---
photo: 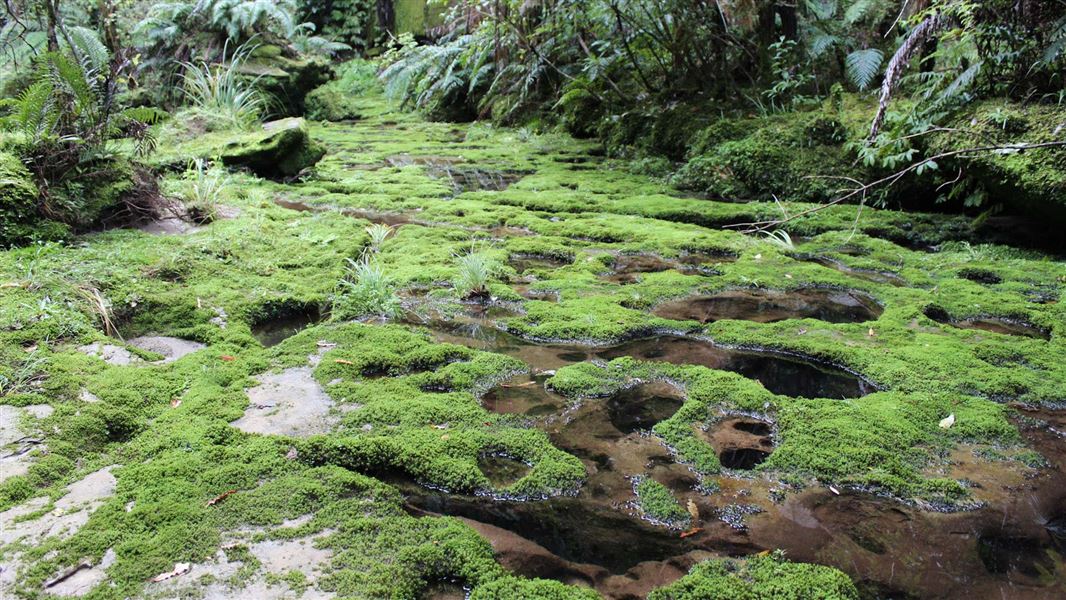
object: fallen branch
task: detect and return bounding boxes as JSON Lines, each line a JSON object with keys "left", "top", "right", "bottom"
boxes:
{"left": 43, "top": 559, "right": 94, "bottom": 589}
{"left": 724, "top": 140, "right": 1066, "bottom": 234}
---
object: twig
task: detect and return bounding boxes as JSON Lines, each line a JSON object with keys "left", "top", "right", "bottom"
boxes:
{"left": 724, "top": 140, "right": 1066, "bottom": 233}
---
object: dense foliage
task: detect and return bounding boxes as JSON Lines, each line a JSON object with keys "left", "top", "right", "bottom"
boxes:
{"left": 379, "top": 0, "right": 1066, "bottom": 218}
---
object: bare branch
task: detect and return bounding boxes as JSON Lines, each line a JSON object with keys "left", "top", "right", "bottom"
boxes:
{"left": 725, "top": 141, "right": 1066, "bottom": 233}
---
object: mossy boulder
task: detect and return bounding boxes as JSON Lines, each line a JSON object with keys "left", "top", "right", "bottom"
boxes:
{"left": 0, "top": 151, "right": 70, "bottom": 246}
{"left": 237, "top": 47, "right": 334, "bottom": 116}
{"left": 926, "top": 101, "right": 1066, "bottom": 224}
{"left": 1, "top": 152, "right": 39, "bottom": 242}
{"left": 306, "top": 84, "right": 362, "bottom": 121}
{"left": 218, "top": 118, "right": 326, "bottom": 178}
{"left": 671, "top": 111, "right": 862, "bottom": 202}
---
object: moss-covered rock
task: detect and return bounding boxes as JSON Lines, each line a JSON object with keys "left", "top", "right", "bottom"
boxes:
{"left": 671, "top": 110, "right": 862, "bottom": 202}
{"left": 237, "top": 47, "right": 334, "bottom": 116}
{"left": 926, "top": 100, "right": 1066, "bottom": 223}
{"left": 217, "top": 118, "right": 326, "bottom": 178}
{"left": 0, "top": 151, "right": 43, "bottom": 246}
{"left": 306, "top": 85, "right": 363, "bottom": 121}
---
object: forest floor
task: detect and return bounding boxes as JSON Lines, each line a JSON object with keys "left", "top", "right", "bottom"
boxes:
{"left": 1, "top": 91, "right": 1065, "bottom": 599}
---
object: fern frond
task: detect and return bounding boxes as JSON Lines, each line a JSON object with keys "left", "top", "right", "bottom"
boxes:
{"left": 845, "top": 47, "right": 883, "bottom": 91}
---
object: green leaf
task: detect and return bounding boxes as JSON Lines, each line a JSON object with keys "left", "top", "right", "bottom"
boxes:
{"left": 845, "top": 48, "right": 884, "bottom": 91}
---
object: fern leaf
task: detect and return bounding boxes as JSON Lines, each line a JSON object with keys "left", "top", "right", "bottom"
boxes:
{"left": 845, "top": 48, "right": 883, "bottom": 91}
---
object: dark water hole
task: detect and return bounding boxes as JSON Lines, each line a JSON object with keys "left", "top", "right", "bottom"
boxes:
{"left": 605, "top": 385, "right": 684, "bottom": 433}
{"left": 251, "top": 305, "right": 324, "bottom": 347}
{"left": 405, "top": 490, "right": 696, "bottom": 573}
{"left": 429, "top": 314, "right": 871, "bottom": 399}
{"left": 924, "top": 306, "right": 1049, "bottom": 340}
{"left": 653, "top": 289, "right": 883, "bottom": 324}
{"left": 479, "top": 453, "right": 532, "bottom": 488}
{"left": 719, "top": 448, "right": 770, "bottom": 470}
{"left": 599, "top": 337, "right": 872, "bottom": 399}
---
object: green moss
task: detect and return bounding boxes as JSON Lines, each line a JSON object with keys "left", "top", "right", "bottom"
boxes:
{"left": 927, "top": 100, "right": 1066, "bottom": 222}
{"left": 153, "top": 118, "right": 326, "bottom": 178}
{"left": 649, "top": 552, "right": 858, "bottom": 600}
{"left": 0, "top": 151, "right": 45, "bottom": 247}
{"left": 635, "top": 477, "right": 690, "bottom": 526}
{"left": 470, "top": 576, "right": 602, "bottom": 600}
{"left": 238, "top": 52, "right": 334, "bottom": 117}
{"left": 672, "top": 110, "right": 862, "bottom": 202}
{"left": 3, "top": 84, "right": 1065, "bottom": 599}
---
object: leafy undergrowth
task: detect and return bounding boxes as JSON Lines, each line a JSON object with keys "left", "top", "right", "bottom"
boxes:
{"left": 0, "top": 86, "right": 1063, "bottom": 599}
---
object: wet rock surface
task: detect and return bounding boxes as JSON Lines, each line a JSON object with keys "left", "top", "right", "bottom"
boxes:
{"left": 76, "top": 336, "right": 206, "bottom": 365}
{"left": 1, "top": 468, "right": 118, "bottom": 595}
{"left": 652, "top": 288, "right": 883, "bottom": 324}
{"left": 0, "top": 404, "right": 52, "bottom": 482}
{"left": 4, "top": 88, "right": 1066, "bottom": 600}
{"left": 231, "top": 367, "right": 338, "bottom": 436}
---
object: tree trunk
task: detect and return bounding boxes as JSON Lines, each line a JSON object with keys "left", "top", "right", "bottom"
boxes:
{"left": 377, "top": 0, "right": 395, "bottom": 37}
{"left": 44, "top": 0, "right": 59, "bottom": 51}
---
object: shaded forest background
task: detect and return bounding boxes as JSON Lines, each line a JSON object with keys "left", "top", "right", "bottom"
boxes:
{"left": 1, "top": 0, "right": 1065, "bottom": 247}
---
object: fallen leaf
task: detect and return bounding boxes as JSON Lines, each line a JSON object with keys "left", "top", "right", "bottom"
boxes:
{"left": 150, "top": 563, "right": 191, "bottom": 583}
{"left": 753, "top": 253, "right": 762, "bottom": 260}
{"left": 939, "top": 413, "right": 955, "bottom": 429}
{"left": 756, "top": 550, "right": 771, "bottom": 557}
{"left": 334, "top": 359, "right": 354, "bottom": 365}
{"left": 170, "top": 398, "right": 181, "bottom": 408}
{"left": 686, "top": 499, "right": 699, "bottom": 522}
{"left": 206, "top": 490, "right": 237, "bottom": 507}
{"left": 440, "top": 434, "right": 450, "bottom": 440}
{"left": 285, "top": 447, "right": 298, "bottom": 460}
{"left": 219, "top": 355, "right": 236, "bottom": 362}
{"left": 679, "top": 527, "right": 703, "bottom": 539}
{"left": 784, "top": 273, "right": 792, "bottom": 279}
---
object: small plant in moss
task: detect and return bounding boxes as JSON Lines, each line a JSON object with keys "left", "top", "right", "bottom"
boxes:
{"left": 365, "top": 223, "right": 393, "bottom": 252}
{"left": 180, "top": 44, "right": 265, "bottom": 131}
{"left": 454, "top": 251, "right": 496, "bottom": 300}
{"left": 333, "top": 256, "right": 400, "bottom": 319}
{"left": 762, "top": 229, "right": 795, "bottom": 251}
{"left": 635, "top": 477, "right": 690, "bottom": 527}
{"left": 175, "top": 158, "right": 229, "bottom": 222}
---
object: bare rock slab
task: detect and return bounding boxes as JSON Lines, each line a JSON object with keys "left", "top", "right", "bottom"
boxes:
{"left": 231, "top": 367, "right": 336, "bottom": 437}
{"left": 76, "top": 337, "right": 205, "bottom": 366}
